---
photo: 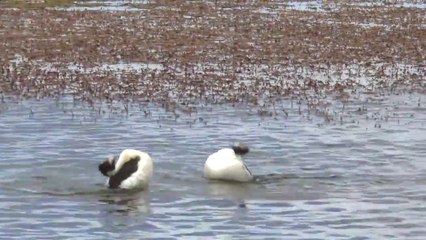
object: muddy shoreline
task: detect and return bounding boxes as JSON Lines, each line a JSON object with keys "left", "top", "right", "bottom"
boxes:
{"left": 0, "top": 1, "right": 425, "bottom": 119}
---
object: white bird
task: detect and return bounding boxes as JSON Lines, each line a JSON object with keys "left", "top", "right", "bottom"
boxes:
{"left": 203, "top": 144, "right": 253, "bottom": 182}
{"left": 98, "top": 149, "right": 154, "bottom": 190}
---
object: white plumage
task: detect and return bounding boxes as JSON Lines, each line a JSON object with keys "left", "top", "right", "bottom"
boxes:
{"left": 203, "top": 146, "right": 253, "bottom": 182}
{"left": 99, "top": 149, "right": 154, "bottom": 190}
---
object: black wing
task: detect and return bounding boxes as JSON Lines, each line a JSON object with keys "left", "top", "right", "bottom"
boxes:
{"left": 108, "top": 156, "right": 140, "bottom": 189}
{"left": 243, "top": 163, "right": 252, "bottom": 177}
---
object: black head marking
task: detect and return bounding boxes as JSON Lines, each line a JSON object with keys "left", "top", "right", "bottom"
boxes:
{"left": 108, "top": 155, "right": 141, "bottom": 189}
{"left": 232, "top": 143, "right": 249, "bottom": 155}
{"left": 99, "top": 159, "right": 115, "bottom": 176}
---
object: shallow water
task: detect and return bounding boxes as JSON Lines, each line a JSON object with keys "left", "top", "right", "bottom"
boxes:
{"left": 0, "top": 94, "right": 425, "bottom": 239}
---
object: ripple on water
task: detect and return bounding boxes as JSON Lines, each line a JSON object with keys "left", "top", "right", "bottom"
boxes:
{"left": 0, "top": 94, "right": 425, "bottom": 239}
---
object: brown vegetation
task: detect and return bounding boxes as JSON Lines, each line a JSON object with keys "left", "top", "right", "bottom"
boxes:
{"left": 0, "top": 1, "right": 425, "bottom": 117}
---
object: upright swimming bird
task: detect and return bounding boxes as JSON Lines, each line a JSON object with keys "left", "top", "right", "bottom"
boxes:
{"left": 98, "top": 149, "right": 154, "bottom": 190}
{"left": 203, "top": 143, "right": 253, "bottom": 182}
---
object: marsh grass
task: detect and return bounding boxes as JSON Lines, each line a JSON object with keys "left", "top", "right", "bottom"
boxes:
{"left": 0, "top": 0, "right": 424, "bottom": 121}
{"left": 0, "top": 0, "right": 96, "bottom": 9}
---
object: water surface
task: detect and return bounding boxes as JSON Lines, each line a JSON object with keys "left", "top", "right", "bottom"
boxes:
{"left": 0, "top": 94, "right": 425, "bottom": 239}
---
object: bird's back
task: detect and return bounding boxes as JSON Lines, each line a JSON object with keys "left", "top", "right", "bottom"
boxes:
{"left": 204, "top": 148, "right": 253, "bottom": 182}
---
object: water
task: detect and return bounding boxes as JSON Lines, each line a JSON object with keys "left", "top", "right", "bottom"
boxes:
{"left": 0, "top": 94, "right": 425, "bottom": 239}
{"left": 62, "top": 1, "right": 426, "bottom": 12}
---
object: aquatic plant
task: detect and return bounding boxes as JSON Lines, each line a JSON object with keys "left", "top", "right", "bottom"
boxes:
{"left": 0, "top": 0, "right": 424, "bottom": 121}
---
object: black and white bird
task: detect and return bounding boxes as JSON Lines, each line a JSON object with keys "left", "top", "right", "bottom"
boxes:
{"left": 203, "top": 144, "right": 253, "bottom": 182}
{"left": 98, "top": 149, "right": 154, "bottom": 190}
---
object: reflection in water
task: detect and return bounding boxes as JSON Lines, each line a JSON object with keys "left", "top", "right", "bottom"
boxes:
{"left": 98, "top": 190, "right": 151, "bottom": 215}
{"left": 207, "top": 181, "right": 252, "bottom": 209}
{"left": 207, "top": 181, "right": 251, "bottom": 199}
